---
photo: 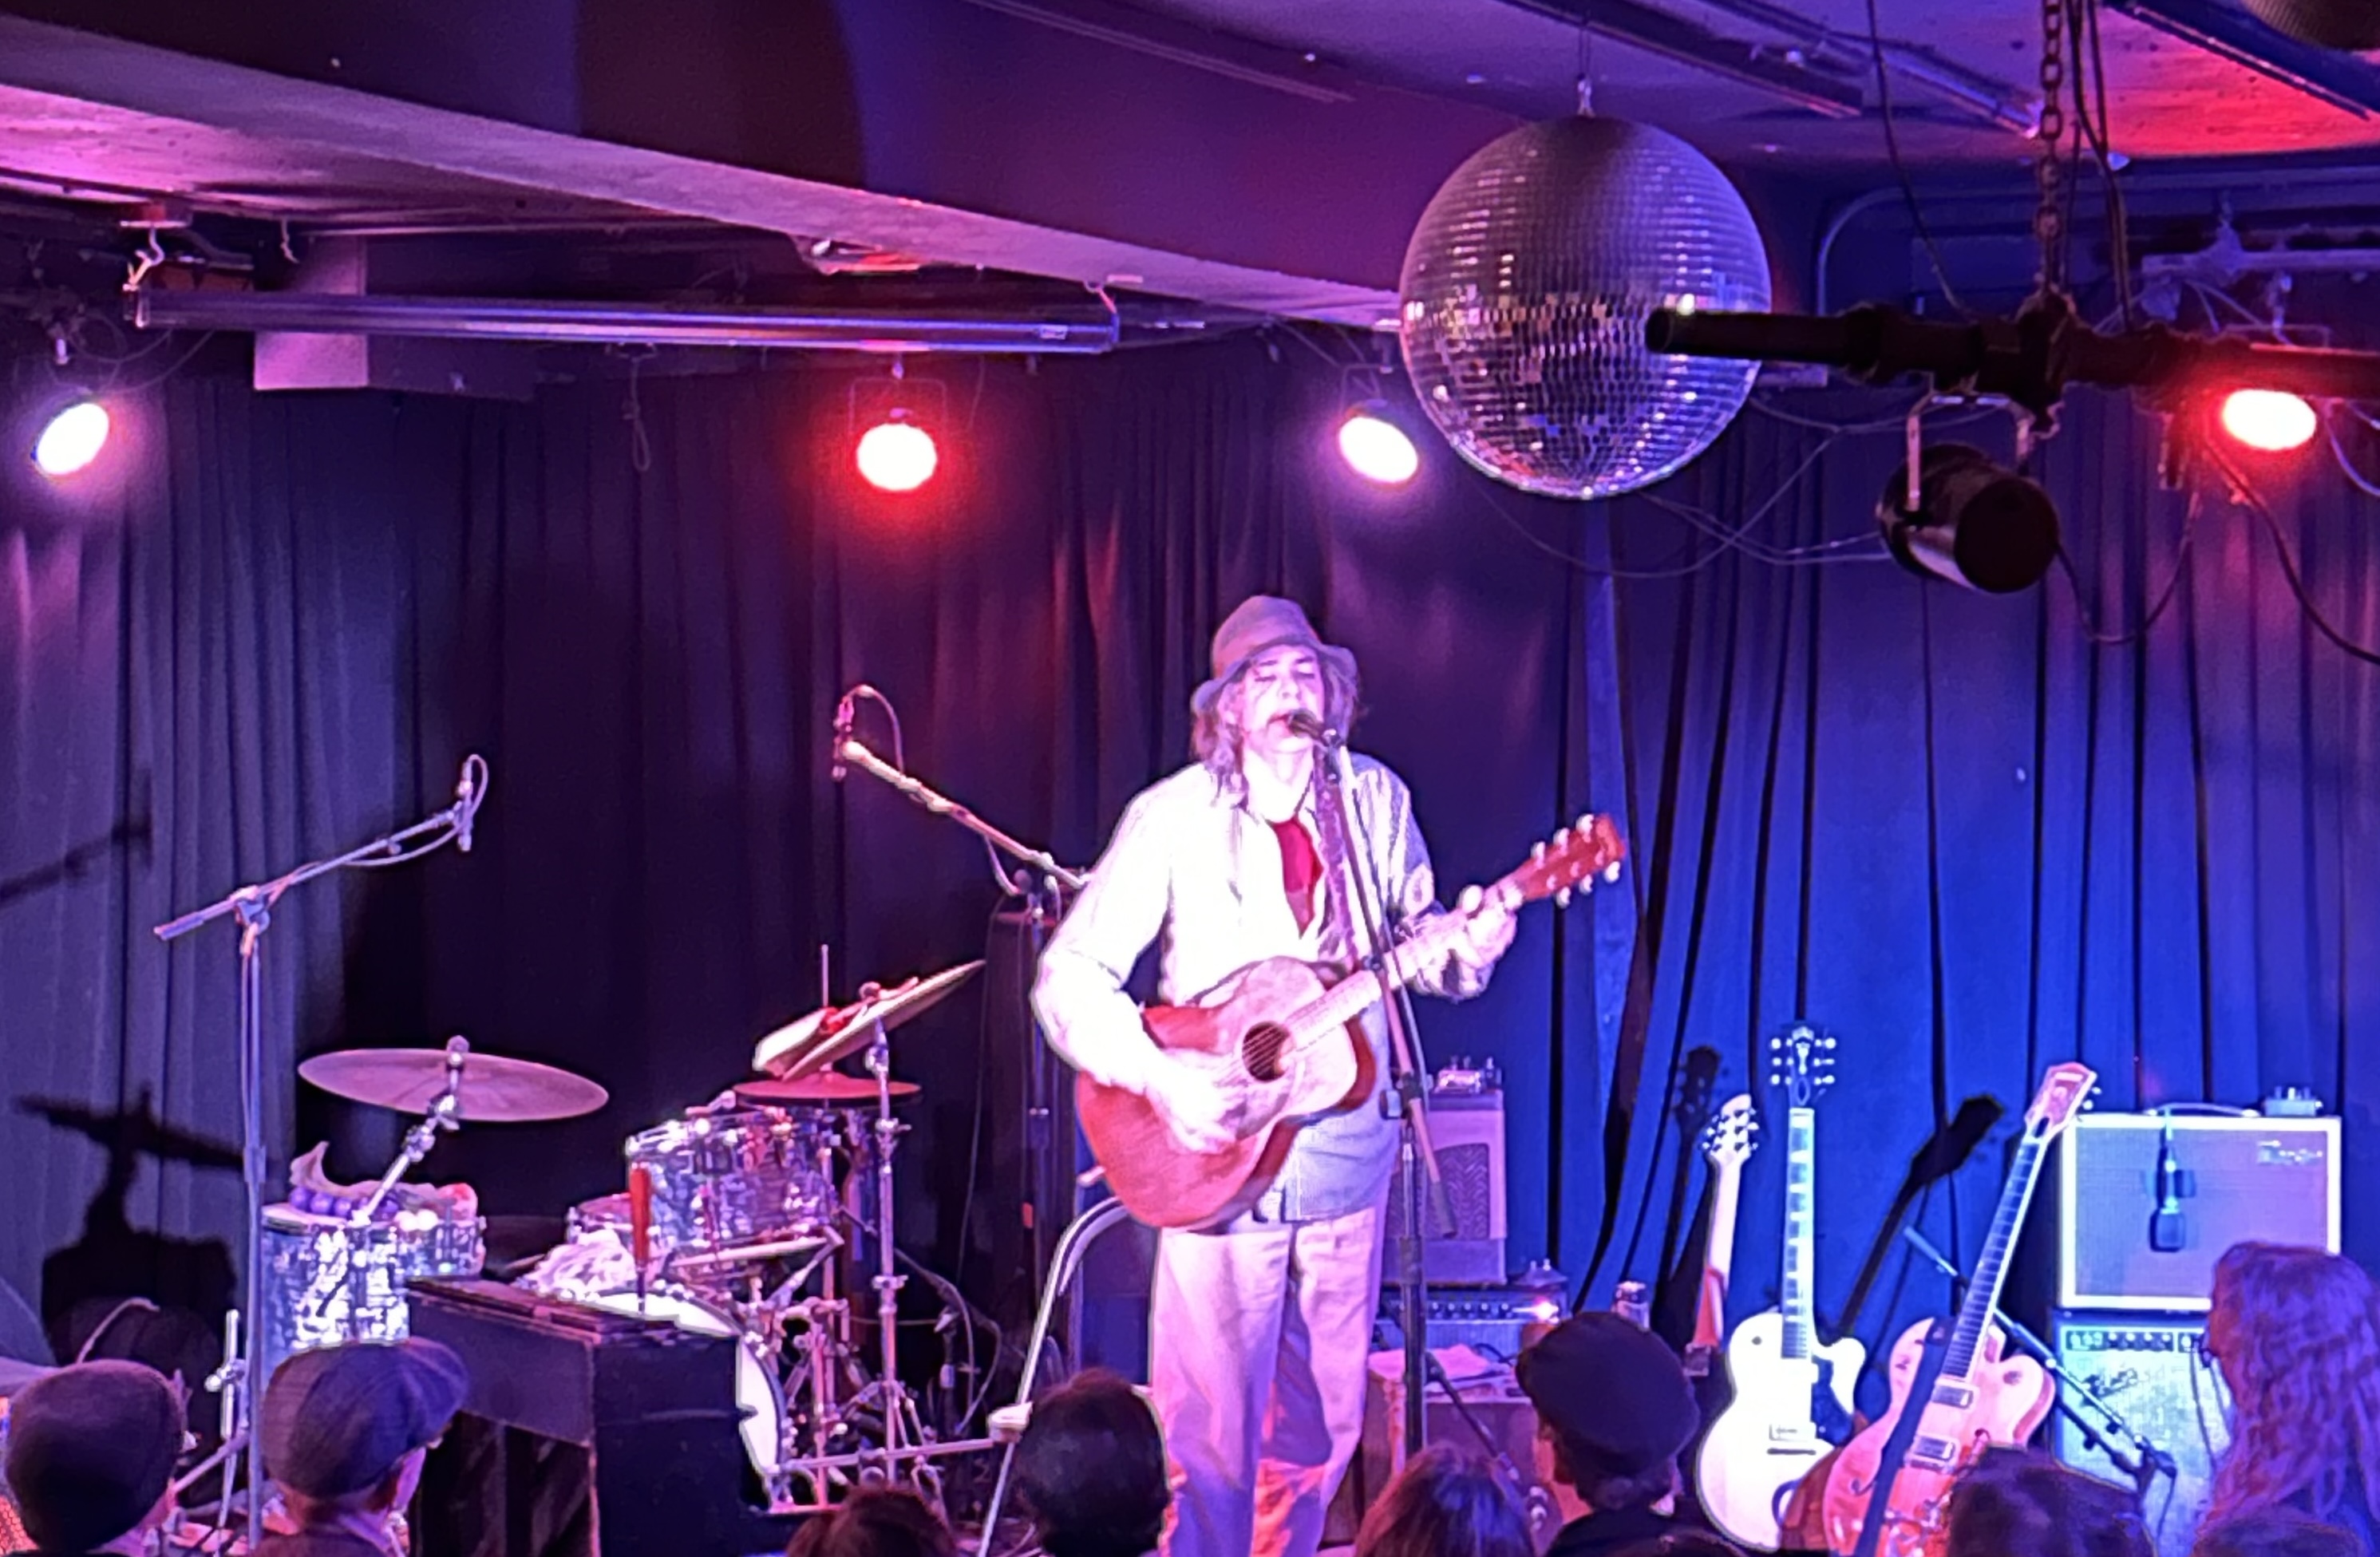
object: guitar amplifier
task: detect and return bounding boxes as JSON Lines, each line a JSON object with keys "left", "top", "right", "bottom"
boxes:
{"left": 1387, "top": 1062, "right": 1508, "bottom": 1286}
{"left": 1377, "top": 1282, "right": 1560, "bottom": 1362}
{"left": 2056, "top": 1114, "right": 2339, "bottom": 1310}
{"left": 2050, "top": 1313, "right": 2232, "bottom": 1557}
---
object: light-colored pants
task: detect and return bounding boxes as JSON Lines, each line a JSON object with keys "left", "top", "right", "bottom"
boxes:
{"left": 1149, "top": 1194, "right": 1388, "bottom": 1557}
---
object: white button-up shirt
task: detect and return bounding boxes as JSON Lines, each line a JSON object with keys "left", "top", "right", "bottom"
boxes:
{"left": 1034, "top": 754, "right": 1489, "bottom": 1223}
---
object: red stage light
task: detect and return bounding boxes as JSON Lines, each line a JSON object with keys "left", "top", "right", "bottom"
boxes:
{"left": 2220, "top": 389, "right": 2318, "bottom": 453}
{"left": 856, "top": 417, "right": 939, "bottom": 492}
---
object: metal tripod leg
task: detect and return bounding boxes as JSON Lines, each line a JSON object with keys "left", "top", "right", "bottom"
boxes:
{"left": 978, "top": 1195, "right": 1136, "bottom": 1551}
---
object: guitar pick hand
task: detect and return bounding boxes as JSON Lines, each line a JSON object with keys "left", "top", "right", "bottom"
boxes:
{"left": 1143, "top": 1052, "right": 1235, "bottom": 1154}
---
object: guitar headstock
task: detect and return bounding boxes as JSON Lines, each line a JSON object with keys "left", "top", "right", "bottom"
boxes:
{"left": 1768, "top": 1022, "right": 1838, "bottom": 1110}
{"left": 1513, "top": 814, "right": 1627, "bottom": 908}
{"left": 2024, "top": 1061, "right": 2099, "bottom": 1140}
{"left": 1699, "top": 1093, "right": 1759, "bottom": 1171}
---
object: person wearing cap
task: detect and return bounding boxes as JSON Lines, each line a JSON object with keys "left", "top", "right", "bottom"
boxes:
{"left": 1517, "top": 1314, "right": 1739, "bottom": 1557}
{"left": 1034, "top": 595, "right": 1520, "bottom": 1557}
{"left": 255, "top": 1339, "right": 468, "bottom": 1557}
{"left": 2, "top": 1361, "right": 184, "bottom": 1557}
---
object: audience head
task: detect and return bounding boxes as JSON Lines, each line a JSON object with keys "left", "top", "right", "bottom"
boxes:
{"left": 2, "top": 1360, "right": 184, "bottom": 1555}
{"left": 1516, "top": 1312, "right": 1697, "bottom": 1512}
{"left": 2195, "top": 1507, "right": 2369, "bottom": 1557}
{"left": 260, "top": 1338, "right": 467, "bottom": 1523}
{"left": 1014, "top": 1369, "right": 1168, "bottom": 1557}
{"left": 2206, "top": 1243, "right": 2380, "bottom": 1526}
{"left": 785, "top": 1485, "right": 956, "bottom": 1557}
{"left": 1354, "top": 1446, "right": 1532, "bottom": 1557}
{"left": 1942, "top": 1447, "right": 2149, "bottom": 1557}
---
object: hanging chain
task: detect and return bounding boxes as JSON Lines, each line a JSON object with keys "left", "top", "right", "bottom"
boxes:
{"left": 2032, "top": 0, "right": 2069, "bottom": 294}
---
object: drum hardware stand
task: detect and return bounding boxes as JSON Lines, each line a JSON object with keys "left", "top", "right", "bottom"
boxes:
{"left": 352, "top": 1037, "right": 469, "bottom": 1223}
{"left": 152, "top": 755, "right": 488, "bottom": 1550}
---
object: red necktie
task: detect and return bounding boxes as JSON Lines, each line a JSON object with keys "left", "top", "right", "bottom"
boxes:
{"left": 1271, "top": 819, "right": 1321, "bottom": 934}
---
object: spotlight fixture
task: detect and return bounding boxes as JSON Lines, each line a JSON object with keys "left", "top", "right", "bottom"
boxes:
{"left": 31, "top": 399, "right": 109, "bottom": 479}
{"left": 856, "top": 413, "right": 939, "bottom": 493}
{"left": 2219, "top": 389, "right": 2318, "bottom": 452}
{"left": 1337, "top": 401, "right": 1420, "bottom": 485}
{"left": 1876, "top": 443, "right": 2061, "bottom": 594}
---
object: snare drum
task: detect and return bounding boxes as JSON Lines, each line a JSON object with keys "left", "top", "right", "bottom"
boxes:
{"left": 624, "top": 1106, "right": 836, "bottom": 1250}
{"left": 571, "top": 1289, "right": 783, "bottom": 1481}
{"left": 259, "top": 1202, "right": 485, "bottom": 1378}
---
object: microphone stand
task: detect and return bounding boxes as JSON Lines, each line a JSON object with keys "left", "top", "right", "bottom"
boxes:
{"left": 1314, "top": 735, "right": 1456, "bottom": 1461}
{"left": 831, "top": 717, "right": 1087, "bottom": 1308}
{"left": 152, "top": 755, "right": 488, "bottom": 1548}
{"left": 1900, "top": 1228, "right": 2174, "bottom": 1498}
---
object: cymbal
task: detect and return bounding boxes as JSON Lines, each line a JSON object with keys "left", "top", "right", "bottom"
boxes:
{"left": 753, "top": 960, "right": 982, "bottom": 1081}
{"left": 299, "top": 1046, "right": 609, "bottom": 1123}
{"left": 735, "top": 1073, "right": 921, "bottom": 1106}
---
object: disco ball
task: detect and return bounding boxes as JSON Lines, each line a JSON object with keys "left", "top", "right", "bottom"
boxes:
{"left": 1400, "top": 116, "right": 1771, "bottom": 500}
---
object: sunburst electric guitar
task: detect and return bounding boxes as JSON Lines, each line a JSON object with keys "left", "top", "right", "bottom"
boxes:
{"left": 1819, "top": 1061, "right": 2096, "bottom": 1557}
{"left": 1697, "top": 1025, "right": 1864, "bottom": 1551}
{"left": 1076, "top": 815, "right": 1627, "bottom": 1230}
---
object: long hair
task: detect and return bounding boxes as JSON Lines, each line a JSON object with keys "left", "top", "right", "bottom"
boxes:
{"left": 2205, "top": 1243, "right": 2380, "bottom": 1527}
{"left": 1190, "top": 650, "right": 1361, "bottom": 798}
{"left": 1353, "top": 1446, "right": 1533, "bottom": 1557}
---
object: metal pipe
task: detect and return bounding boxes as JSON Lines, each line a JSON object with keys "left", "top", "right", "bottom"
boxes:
{"left": 130, "top": 290, "right": 1122, "bottom": 354}
{"left": 1686, "top": 0, "right": 2038, "bottom": 131}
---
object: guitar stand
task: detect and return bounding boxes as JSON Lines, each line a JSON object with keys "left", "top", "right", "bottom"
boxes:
{"left": 1852, "top": 1318, "right": 1951, "bottom": 1557}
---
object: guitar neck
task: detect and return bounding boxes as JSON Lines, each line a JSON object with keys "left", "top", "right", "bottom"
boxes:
{"left": 1694, "top": 1159, "right": 1742, "bottom": 1352}
{"left": 1781, "top": 1106, "right": 1816, "bottom": 1359}
{"left": 1939, "top": 1132, "right": 2050, "bottom": 1381}
{"left": 1285, "top": 894, "right": 1477, "bottom": 1045}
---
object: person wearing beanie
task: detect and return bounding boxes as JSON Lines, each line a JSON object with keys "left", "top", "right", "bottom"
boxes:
{"left": 255, "top": 1339, "right": 468, "bottom": 1557}
{"left": 2, "top": 1361, "right": 185, "bottom": 1557}
{"left": 1034, "top": 596, "right": 1520, "bottom": 1557}
{"left": 1518, "top": 1314, "right": 1742, "bottom": 1557}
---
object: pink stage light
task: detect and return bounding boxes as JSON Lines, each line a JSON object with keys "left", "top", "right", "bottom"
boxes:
{"left": 856, "top": 417, "right": 939, "bottom": 492}
{"left": 2219, "top": 389, "right": 2318, "bottom": 452}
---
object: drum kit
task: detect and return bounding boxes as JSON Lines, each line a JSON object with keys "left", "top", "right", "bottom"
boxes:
{"left": 266, "top": 957, "right": 988, "bottom": 1513}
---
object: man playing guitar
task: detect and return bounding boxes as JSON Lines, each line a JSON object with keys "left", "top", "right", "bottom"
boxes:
{"left": 1034, "top": 595, "right": 1519, "bottom": 1557}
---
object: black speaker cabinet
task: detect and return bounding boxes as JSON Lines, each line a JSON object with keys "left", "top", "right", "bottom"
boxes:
{"left": 1388, "top": 1077, "right": 1508, "bottom": 1286}
{"left": 2056, "top": 1114, "right": 2338, "bottom": 1310}
{"left": 2050, "top": 1312, "right": 2232, "bottom": 1557}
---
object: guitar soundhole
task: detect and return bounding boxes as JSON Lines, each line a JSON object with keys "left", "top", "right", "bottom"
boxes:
{"left": 1242, "top": 1023, "right": 1291, "bottom": 1081}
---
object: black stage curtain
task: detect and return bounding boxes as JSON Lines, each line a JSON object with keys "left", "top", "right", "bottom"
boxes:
{"left": 3, "top": 339, "right": 2374, "bottom": 1397}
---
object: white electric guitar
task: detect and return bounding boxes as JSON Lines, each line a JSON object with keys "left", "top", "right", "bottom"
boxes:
{"left": 1694, "top": 1025, "right": 1865, "bottom": 1551}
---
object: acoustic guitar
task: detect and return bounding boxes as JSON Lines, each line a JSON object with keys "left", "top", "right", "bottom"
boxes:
{"left": 1076, "top": 815, "right": 1627, "bottom": 1230}
{"left": 1696, "top": 1025, "right": 1863, "bottom": 1551}
{"left": 1818, "top": 1061, "right": 2096, "bottom": 1557}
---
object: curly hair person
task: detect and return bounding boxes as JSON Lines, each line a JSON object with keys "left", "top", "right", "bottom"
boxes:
{"left": 2204, "top": 1243, "right": 2380, "bottom": 1532}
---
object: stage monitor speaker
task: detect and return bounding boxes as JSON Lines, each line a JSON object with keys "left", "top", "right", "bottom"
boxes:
{"left": 2050, "top": 1312, "right": 2232, "bottom": 1557}
{"left": 2057, "top": 1114, "right": 2338, "bottom": 1311}
{"left": 1389, "top": 1065, "right": 1508, "bottom": 1286}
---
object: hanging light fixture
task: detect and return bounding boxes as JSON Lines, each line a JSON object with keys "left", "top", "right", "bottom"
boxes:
{"left": 2218, "top": 389, "right": 2319, "bottom": 452}
{"left": 30, "top": 398, "right": 110, "bottom": 479}
{"left": 848, "top": 361, "right": 947, "bottom": 495}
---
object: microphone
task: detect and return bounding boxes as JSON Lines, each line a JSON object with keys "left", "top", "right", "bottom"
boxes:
{"left": 2151, "top": 1118, "right": 2186, "bottom": 1253}
{"left": 830, "top": 691, "right": 855, "bottom": 782}
{"left": 1284, "top": 709, "right": 1343, "bottom": 749}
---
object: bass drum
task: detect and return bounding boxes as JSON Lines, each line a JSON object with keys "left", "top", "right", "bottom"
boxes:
{"left": 570, "top": 1289, "right": 783, "bottom": 1484}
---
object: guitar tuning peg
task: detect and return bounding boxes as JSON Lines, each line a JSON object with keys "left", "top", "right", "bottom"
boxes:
{"left": 1532, "top": 841, "right": 1547, "bottom": 861}
{"left": 1602, "top": 861, "right": 1621, "bottom": 882}
{"left": 1555, "top": 887, "right": 1573, "bottom": 909}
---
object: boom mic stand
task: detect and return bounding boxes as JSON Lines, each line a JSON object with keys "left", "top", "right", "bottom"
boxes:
{"left": 1900, "top": 1228, "right": 2175, "bottom": 1498}
{"left": 152, "top": 755, "right": 488, "bottom": 1547}
{"left": 1311, "top": 732, "right": 1457, "bottom": 1461}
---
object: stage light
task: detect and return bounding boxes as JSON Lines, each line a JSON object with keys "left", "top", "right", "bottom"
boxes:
{"left": 2220, "top": 389, "right": 2318, "bottom": 452}
{"left": 1338, "top": 401, "right": 1419, "bottom": 485}
{"left": 856, "top": 413, "right": 938, "bottom": 492}
{"left": 1877, "top": 443, "right": 2061, "bottom": 594}
{"left": 32, "top": 399, "right": 109, "bottom": 478}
